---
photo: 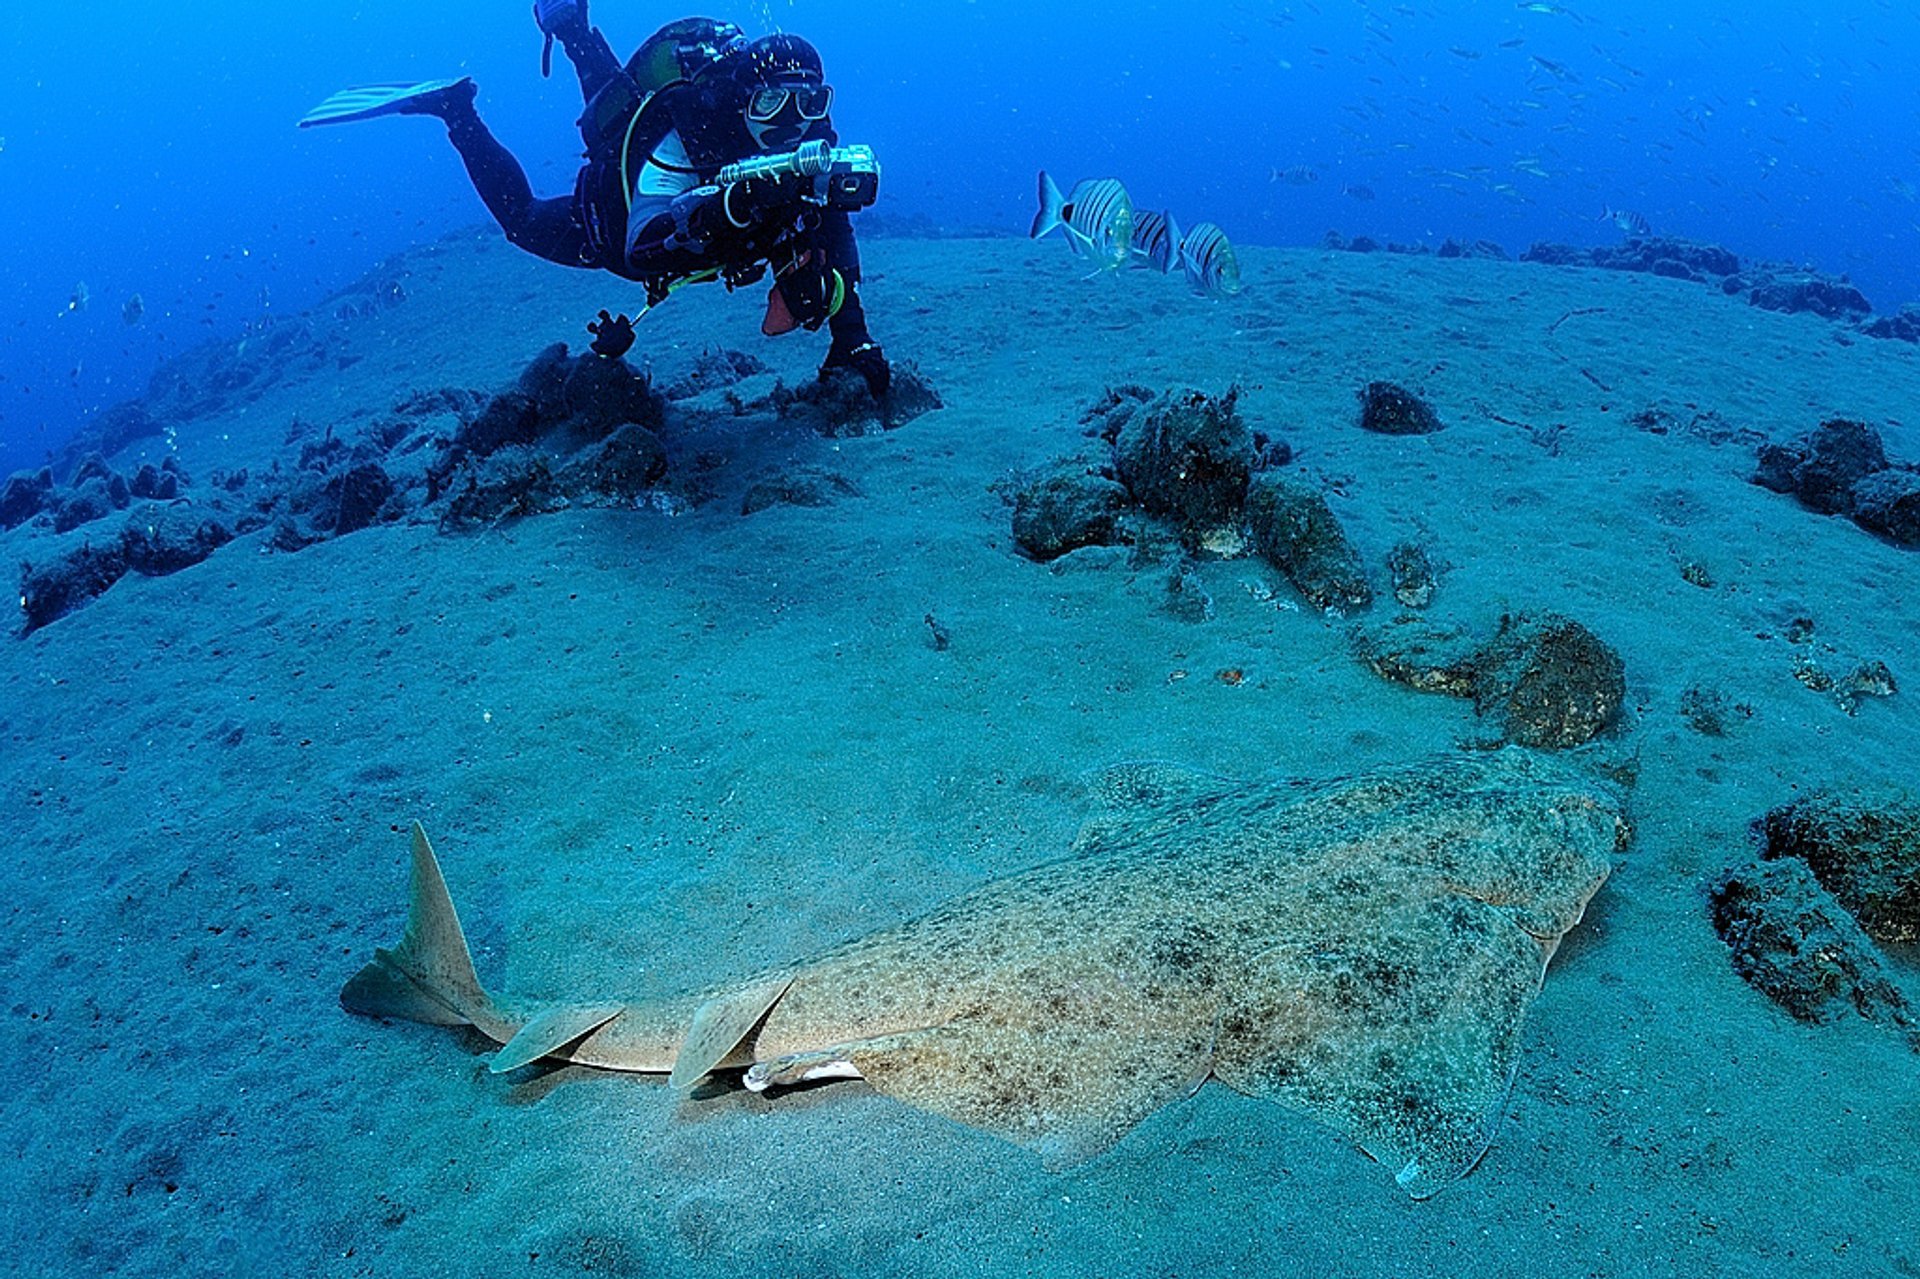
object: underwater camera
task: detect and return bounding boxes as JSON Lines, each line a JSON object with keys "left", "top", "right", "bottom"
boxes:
{"left": 717, "top": 141, "right": 880, "bottom": 213}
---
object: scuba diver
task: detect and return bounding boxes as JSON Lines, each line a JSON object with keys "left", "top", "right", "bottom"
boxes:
{"left": 301, "top": 5, "right": 890, "bottom": 403}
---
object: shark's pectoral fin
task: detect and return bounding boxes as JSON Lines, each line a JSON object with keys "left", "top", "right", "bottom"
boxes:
{"left": 1212, "top": 895, "right": 1542, "bottom": 1199}
{"left": 668, "top": 974, "right": 794, "bottom": 1091}
{"left": 491, "top": 1004, "right": 626, "bottom": 1074}
{"left": 839, "top": 1001, "right": 1219, "bottom": 1171}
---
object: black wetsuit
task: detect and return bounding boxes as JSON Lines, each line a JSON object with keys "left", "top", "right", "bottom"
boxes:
{"left": 439, "top": 25, "right": 870, "bottom": 347}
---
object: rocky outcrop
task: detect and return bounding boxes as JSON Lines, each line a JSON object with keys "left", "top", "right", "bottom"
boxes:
{"left": 1357, "top": 612, "right": 1626, "bottom": 749}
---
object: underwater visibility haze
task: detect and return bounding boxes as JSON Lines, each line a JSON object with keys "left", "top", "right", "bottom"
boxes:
{"left": 2, "top": 2, "right": 1919, "bottom": 1276}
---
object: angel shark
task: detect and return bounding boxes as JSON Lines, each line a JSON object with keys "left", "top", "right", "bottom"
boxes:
{"left": 342, "top": 748, "right": 1626, "bottom": 1197}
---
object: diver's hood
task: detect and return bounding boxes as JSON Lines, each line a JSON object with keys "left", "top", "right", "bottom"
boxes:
{"left": 732, "top": 34, "right": 825, "bottom": 90}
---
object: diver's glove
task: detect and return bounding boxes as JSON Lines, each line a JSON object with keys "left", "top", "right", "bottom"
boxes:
{"left": 587, "top": 310, "right": 636, "bottom": 359}
{"left": 534, "top": 0, "right": 588, "bottom": 37}
{"left": 822, "top": 338, "right": 891, "bottom": 403}
{"left": 534, "top": 0, "right": 589, "bottom": 75}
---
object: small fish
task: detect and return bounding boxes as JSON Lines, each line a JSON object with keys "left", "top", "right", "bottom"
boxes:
{"left": 122, "top": 294, "right": 145, "bottom": 327}
{"left": 1180, "top": 223, "right": 1243, "bottom": 300}
{"left": 1529, "top": 55, "right": 1579, "bottom": 83}
{"left": 1271, "top": 165, "right": 1320, "bottom": 186}
{"left": 61, "top": 281, "right": 90, "bottom": 317}
{"left": 1342, "top": 184, "right": 1378, "bottom": 201}
{"left": 1031, "top": 172, "right": 1134, "bottom": 274}
{"left": 1129, "top": 209, "right": 1184, "bottom": 274}
{"left": 1600, "top": 206, "right": 1651, "bottom": 236}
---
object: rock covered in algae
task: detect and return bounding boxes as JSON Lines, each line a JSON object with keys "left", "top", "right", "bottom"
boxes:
{"left": 1357, "top": 612, "right": 1626, "bottom": 749}
{"left": 1245, "top": 473, "right": 1373, "bottom": 611}
{"left": 1762, "top": 786, "right": 1920, "bottom": 946}
{"left": 1359, "top": 381, "right": 1445, "bottom": 436}
{"left": 1010, "top": 459, "right": 1132, "bottom": 562}
{"left": 1709, "top": 859, "right": 1919, "bottom": 1048}
{"left": 1108, "top": 386, "right": 1255, "bottom": 550}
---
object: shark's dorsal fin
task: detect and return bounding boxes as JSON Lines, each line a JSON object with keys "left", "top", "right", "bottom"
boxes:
{"left": 491, "top": 1004, "right": 626, "bottom": 1074}
{"left": 668, "top": 974, "right": 794, "bottom": 1091}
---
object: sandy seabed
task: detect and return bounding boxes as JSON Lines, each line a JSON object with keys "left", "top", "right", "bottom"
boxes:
{"left": 2, "top": 231, "right": 1917, "bottom": 1278}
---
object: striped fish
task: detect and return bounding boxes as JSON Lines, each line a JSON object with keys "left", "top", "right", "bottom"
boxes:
{"left": 1600, "top": 205, "right": 1651, "bottom": 238}
{"left": 1030, "top": 172, "right": 1134, "bottom": 274}
{"left": 1129, "top": 209, "right": 1184, "bottom": 274}
{"left": 1180, "top": 222, "right": 1243, "bottom": 299}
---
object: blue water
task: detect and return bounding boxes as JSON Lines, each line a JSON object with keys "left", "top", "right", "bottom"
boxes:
{"left": 3, "top": 0, "right": 1916, "bottom": 469}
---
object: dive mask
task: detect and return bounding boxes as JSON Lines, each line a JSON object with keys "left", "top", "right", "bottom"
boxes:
{"left": 746, "top": 82, "right": 833, "bottom": 123}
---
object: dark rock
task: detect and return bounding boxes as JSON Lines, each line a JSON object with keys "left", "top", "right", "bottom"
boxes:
{"left": 1111, "top": 387, "right": 1253, "bottom": 546}
{"left": 328, "top": 463, "right": 395, "bottom": 535}
{"left": 1357, "top": 611, "right": 1625, "bottom": 749}
{"left": 1651, "top": 258, "right": 1701, "bottom": 282}
{"left": 1709, "top": 859, "right": 1917, "bottom": 1045}
{"left": 1679, "top": 685, "right": 1747, "bottom": 736}
{"left": 1436, "top": 239, "right": 1509, "bottom": 261}
{"left": 1762, "top": 788, "right": 1920, "bottom": 946}
{"left": 1752, "top": 441, "right": 1806, "bottom": 496}
{"left": 1252, "top": 433, "right": 1293, "bottom": 470}
{"left": 440, "top": 451, "right": 564, "bottom": 531}
{"left": 0, "top": 468, "right": 54, "bottom": 530}
{"left": 563, "top": 353, "right": 664, "bottom": 436}
{"left": 1862, "top": 305, "right": 1920, "bottom": 343}
{"left": 1519, "top": 242, "right": 1594, "bottom": 268}
{"left": 1602, "top": 237, "right": 1741, "bottom": 279}
{"left": 1470, "top": 613, "right": 1627, "bottom": 749}
{"left": 1080, "top": 385, "right": 1157, "bottom": 442}
{"left": 883, "top": 362, "right": 946, "bottom": 428}
{"left": 515, "top": 343, "right": 575, "bottom": 423}
{"left": 1011, "top": 461, "right": 1131, "bottom": 562}
{"left": 51, "top": 482, "right": 118, "bottom": 534}
{"left": 1348, "top": 236, "right": 1381, "bottom": 254}
{"left": 1750, "top": 278, "right": 1873, "bottom": 322}
{"left": 1752, "top": 419, "right": 1888, "bottom": 515}
{"left": 1794, "top": 419, "right": 1887, "bottom": 514}
{"left": 71, "top": 455, "right": 118, "bottom": 487}
{"left": 1849, "top": 469, "right": 1920, "bottom": 546}
{"left": 661, "top": 348, "right": 773, "bottom": 401}
{"left": 128, "top": 463, "right": 180, "bottom": 502}
{"left": 1386, "top": 542, "right": 1436, "bottom": 608}
{"left": 121, "top": 506, "right": 235, "bottom": 576}
{"left": 780, "top": 361, "right": 943, "bottom": 437}
{"left": 1358, "top": 381, "right": 1444, "bottom": 436}
{"left": 458, "top": 392, "right": 543, "bottom": 458}
{"left": 1245, "top": 474, "right": 1372, "bottom": 611}
{"left": 561, "top": 425, "right": 668, "bottom": 502}
{"left": 740, "top": 466, "right": 862, "bottom": 516}
{"left": 19, "top": 539, "right": 130, "bottom": 632}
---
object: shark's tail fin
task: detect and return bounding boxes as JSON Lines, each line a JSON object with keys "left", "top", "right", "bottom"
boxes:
{"left": 341, "top": 823, "right": 500, "bottom": 1029}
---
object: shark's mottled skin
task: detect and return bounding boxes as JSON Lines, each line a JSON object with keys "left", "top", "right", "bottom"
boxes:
{"left": 345, "top": 748, "right": 1626, "bottom": 1197}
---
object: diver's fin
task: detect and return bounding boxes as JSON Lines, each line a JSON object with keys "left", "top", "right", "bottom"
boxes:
{"left": 340, "top": 824, "right": 498, "bottom": 1029}
{"left": 1030, "top": 170, "right": 1067, "bottom": 240}
{"left": 667, "top": 974, "right": 795, "bottom": 1091}
{"left": 491, "top": 1004, "right": 626, "bottom": 1074}
{"left": 298, "top": 79, "right": 470, "bottom": 128}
